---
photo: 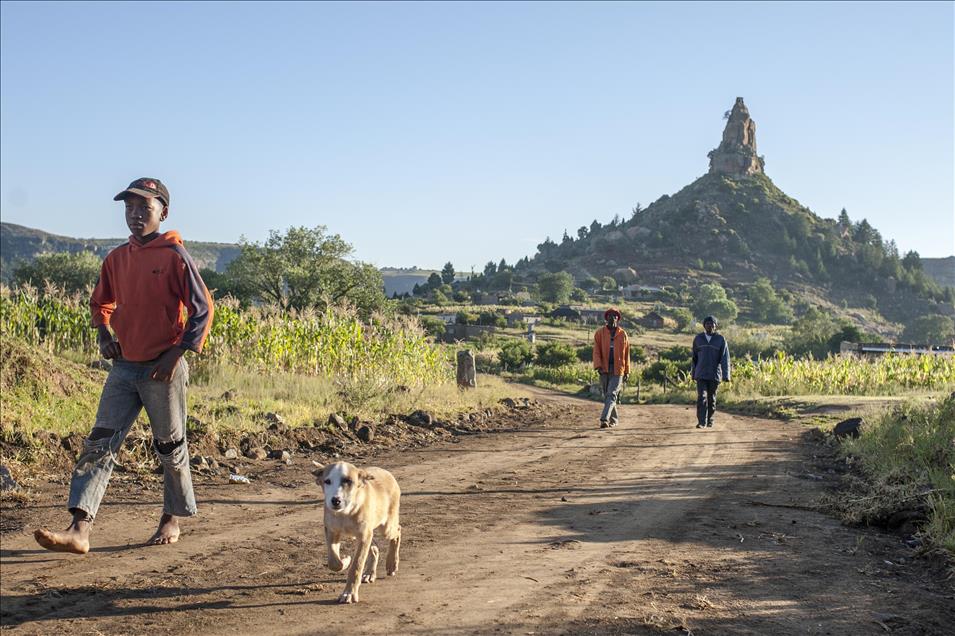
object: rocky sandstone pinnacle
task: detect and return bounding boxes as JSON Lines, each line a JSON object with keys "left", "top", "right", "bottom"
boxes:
{"left": 708, "top": 97, "right": 765, "bottom": 178}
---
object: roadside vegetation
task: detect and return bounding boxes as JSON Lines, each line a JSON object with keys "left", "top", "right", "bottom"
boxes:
{"left": 833, "top": 396, "right": 955, "bottom": 555}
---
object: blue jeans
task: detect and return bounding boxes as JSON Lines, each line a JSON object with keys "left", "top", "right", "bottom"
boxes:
{"left": 599, "top": 372, "right": 622, "bottom": 425}
{"left": 67, "top": 357, "right": 196, "bottom": 520}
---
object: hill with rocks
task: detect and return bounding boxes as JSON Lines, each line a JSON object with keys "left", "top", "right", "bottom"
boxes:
{"left": 511, "top": 98, "right": 952, "bottom": 327}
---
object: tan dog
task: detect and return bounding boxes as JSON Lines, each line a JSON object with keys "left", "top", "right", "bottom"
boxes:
{"left": 312, "top": 460, "right": 401, "bottom": 604}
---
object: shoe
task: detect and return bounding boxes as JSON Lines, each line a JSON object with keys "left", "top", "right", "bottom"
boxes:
{"left": 600, "top": 421, "right": 609, "bottom": 429}
{"left": 696, "top": 423, "right": 705, "bottom": 429}
{"left": 706, "top": 421, "right": 714, "bottom": 428}
{"left": 608, "top": 421, "right": 618, "bottom": 428}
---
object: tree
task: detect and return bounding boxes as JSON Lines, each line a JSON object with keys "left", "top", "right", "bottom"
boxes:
{"left": 600, "top": 276, "right": 617, "bottom": 291}
{"left": 441, "top": 262, "right": 455, "bottom": 284}
{"left": 483, "top": 261, "right": 498, "bottom": 277}
{"left": 837, "top": 208, "right": 851, "bottom": 230}
{"left": 225, "top": 226, "right": 385, "bottom": 316}
{"left": 671, "top": 307, "right": 694, "bottom": 332}
{"left": 691, "top": 283, "right": 738, "bottom": 324}
{"left": 427, "top": 272, "right": 442, "bottom": 289}
{"left": 492, "top": 270, "right": 514, "bottom": 291}
{"left": 901, "top": 250, "right": 922, "bottom": 271}
{"left": 783, "top": 306, "right": 839, "bottom": 358}
{"left": 748, "top": 278, "right": 794, "bottom": 324}
{"left": 577, "top": 226, "right": 589, "bottom": 240}
{"left": 13, "top": 251, "right": 101, "bottom": 295}
{"left": 538, "top": 272, "right": 574, "bottom": 303}
{"left": 903, "top": 315, "right": 955, "bottom": 344}
{"left": 200, "top": 267, "right": 253, "bottom": 303}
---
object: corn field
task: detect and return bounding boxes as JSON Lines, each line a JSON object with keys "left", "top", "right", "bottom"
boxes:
{"left": 1, "top": 287, "right": 449, "bottom": 389}
{"left": 681, "top": 351, "right": 955, "bottom": 396}
{"left": 512, "top": 352, "right": 954, "bottom": 396}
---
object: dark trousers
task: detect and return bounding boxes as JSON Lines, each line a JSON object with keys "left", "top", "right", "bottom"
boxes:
{"left": 696, "top": 380, "right": 719, "bottom": 426}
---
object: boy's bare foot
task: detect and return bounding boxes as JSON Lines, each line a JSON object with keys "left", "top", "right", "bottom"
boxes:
{"left": 148, "top": 513, "right": 180, "bottom": 545}
{"left": 34, "top": 513, "right": 92, "bottom": 554}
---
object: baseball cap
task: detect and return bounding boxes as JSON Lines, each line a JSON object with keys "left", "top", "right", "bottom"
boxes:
{"left": 113, "top": 177, "right": 169, "bottom": 206}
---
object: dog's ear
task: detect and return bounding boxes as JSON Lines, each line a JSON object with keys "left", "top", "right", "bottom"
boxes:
{"left": 358, "top": 469, "right": 375, "bottom": 485}
{"left": 311, "top": 460, "right": 325, "bottom": 478}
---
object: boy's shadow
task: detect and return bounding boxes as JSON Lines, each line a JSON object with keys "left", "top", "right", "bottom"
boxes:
{"left": 0, "top": 580, "right": 340, "bottom": 627}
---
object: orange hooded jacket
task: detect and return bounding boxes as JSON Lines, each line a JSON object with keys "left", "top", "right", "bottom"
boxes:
{"left": 592, "top": 325, "right": 630, "bottom": 376}
{"left": 90, "top": 231, "right": 214, "bottom": 362}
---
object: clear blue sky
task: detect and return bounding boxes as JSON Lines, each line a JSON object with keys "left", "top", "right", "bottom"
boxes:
{"left": 2, "top": 1, "right": 953, "bottom": 271}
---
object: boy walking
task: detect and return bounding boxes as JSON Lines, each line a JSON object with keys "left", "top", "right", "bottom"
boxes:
{"left": 592, "top": 308, "right": 630, "bottom": 428}
{"left": 691, "top": 316, "right": 730, "bottom": 429}
{"left": 34, "top": 178, "right": 214, "bottom": 554}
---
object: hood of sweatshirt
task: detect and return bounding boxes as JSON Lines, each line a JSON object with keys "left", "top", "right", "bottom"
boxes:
{"left": 128, "top": 230, "right": 183, "bottom": 250}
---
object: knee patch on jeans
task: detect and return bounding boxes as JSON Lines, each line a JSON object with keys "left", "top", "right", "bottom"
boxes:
{"left": 89, "top": 427, "right": 114, "bottom": 441}
{"left": 154, "top": 437, "right": 184, "bottom": 456}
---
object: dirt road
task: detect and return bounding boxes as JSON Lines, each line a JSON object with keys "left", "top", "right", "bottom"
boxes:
{"left": 2, "top": 389, "right": 952, "bottom": 635}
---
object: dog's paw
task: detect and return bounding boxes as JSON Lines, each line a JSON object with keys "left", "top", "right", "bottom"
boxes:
{"left": 361, "top": 573, "right": 377, "bottom": 584}
{"left": 338, "top": 591, "right": 358, "bottom": 604}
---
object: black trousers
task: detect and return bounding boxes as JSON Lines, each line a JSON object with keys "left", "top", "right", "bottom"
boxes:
{"left": 696, "top": 380, "right": 719, "bottom": 425}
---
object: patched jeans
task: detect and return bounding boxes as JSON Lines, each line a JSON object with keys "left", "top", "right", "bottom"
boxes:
{"left": 68, "top": 357, "right": 196, "bottom": 520}
{"left": 599, "top": 372, "right": 623, "bottom": 425}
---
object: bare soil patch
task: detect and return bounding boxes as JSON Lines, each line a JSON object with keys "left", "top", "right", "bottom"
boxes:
{"left": 2, "top": 388, "right": 952, "bottom": 635}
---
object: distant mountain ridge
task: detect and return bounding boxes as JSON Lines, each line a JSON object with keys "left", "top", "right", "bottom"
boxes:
{"left": 0, "top": 222, "right": 241, "bottom": 280}
{"left": 922, "top": 257, "right": 955, "bottom": 289}
{"left": 0, "top": 222, "right": 431, "bottom": 297}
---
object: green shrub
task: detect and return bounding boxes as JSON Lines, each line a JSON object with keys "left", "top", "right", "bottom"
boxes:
{"left": 418, "top": 316, "right": 447, "bottom": 340}
{"left": 477, "top": 311, "right": 506, "bottom": 328}
{"left": 12, "top": 251, "right": 102, "bottom": 295}
{"left": 641, "top": 360, "right": 683, "bottom": 387}
{"left": 499, "top": 339, "right": 535, "bottom": 370}
{"left": 535, "top": 341, "right": 578, "bottom": 368}
{"left": 456, "top": 311, "right": 478, "bottom": 325}
{"left": 658, "top": 345, "right": 692, "bottom": 365}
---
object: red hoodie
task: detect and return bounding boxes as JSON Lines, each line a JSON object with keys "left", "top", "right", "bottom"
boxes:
{"left": 90, "top": 231, "right": 214, "bottom": 362}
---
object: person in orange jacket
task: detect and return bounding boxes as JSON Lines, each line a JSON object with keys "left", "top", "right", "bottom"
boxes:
{"left": 34, "top": 178, "right": 214, "bottom": 554}
{"left": 592, "top": 308, "right": 630, "bottom": 428}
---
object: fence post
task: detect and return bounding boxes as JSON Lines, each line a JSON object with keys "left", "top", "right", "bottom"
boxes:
{"left": 457, "top": 349, "right": 477, "bottom": 389}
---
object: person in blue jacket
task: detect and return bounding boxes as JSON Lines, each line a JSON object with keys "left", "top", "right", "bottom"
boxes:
{"left": 691, "top": 316, "right": 730, "bottom": 429}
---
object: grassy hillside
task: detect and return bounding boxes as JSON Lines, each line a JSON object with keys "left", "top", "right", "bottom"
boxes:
{"left": 517, "top": 172, "right": 952, "bottom": 325}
